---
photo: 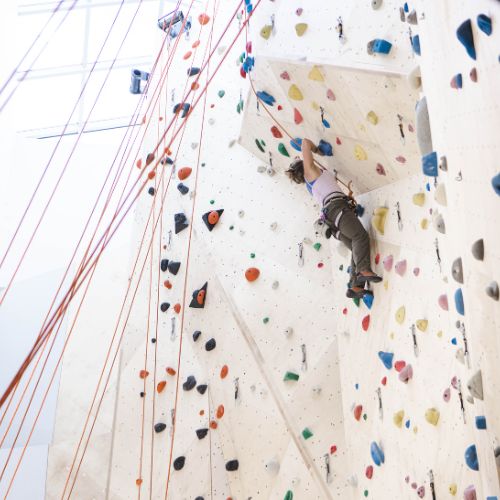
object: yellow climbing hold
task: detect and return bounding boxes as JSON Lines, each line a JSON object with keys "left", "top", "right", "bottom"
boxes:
{"left": 371, "top": 207, "right": 388, "bottom": 235}
{"left": 384, "top": 280, "right": 389, "bottom": 290}
{"left": 437, "top": 330, "right": 443, "bottom": 338}
{"left": 295, "top": 23, "right": 308, "bottom": 37}
{"left": 366, "top": 111, "right": 379, "bottom": 125}
{"left": 412, "top": 193, "right": 425, "bottom": 206}
{"left": 288, "top": 84, "right": 304, "bottom": 101}
{"left": 413, "top": 426, "right": 418, "bottom": 434}
{"left": 425, "top": 408, "right": 440, "bottom": 426}
{"left": 354, "top": 144, "right": 368, "bottom": 160}
{"left": 416, "top": 319, "right": 428, "bottom": 332}
{"left": 311, "top": 101, "right": 320, "bottom": 111}
{"left": 395, "top": 306, "right": 405, "bottom": 324}
{"left": 308, "top": 65, "right": 324, "bottom": 82}
{"left": 449, "top": 484, "right": 457, "bottom": 496}
{"left": 389, "top": 332, "right": 395, "bottom": 339}
{"left": 358, "top": 124, "right": 366, "bottom": 132}
{"left": 260, "top": 25, "right": 272, "bottom": 40}
{"left": 393, "top": 410, "right": 405, "bottom": 428}
{"left": 420, "top": 218, "right": 429, "bottom": 230}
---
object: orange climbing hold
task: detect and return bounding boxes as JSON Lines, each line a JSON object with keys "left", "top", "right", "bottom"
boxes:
{"left": 183, "top": 51, "right": 192, "bottom": 60}
{"left": 354, "top": 404, "right": 363, "bottom": 421}
{"left": 174, "top": 303, "right": 181, "bottom": 314}
{"left": 164, "top": 280, "right": 172, "bottom": 289}
{"left": 245, "top": 267, "right": 260, "bottom": 282}
{"left": 220, "top": 365, "right": 229, "bottom": 379}
{"left": 157, "top": 381, "right": 167, "bottom": 393}
{"left": 136, "top": 478, "right": 143, "bottom": 486}
{"left": 362, "top": 315, "right": 370, "bottom": 331}
{"left": 191, "top": 81, "right": 200, "bottom": 90}
{"left": 209, "top": 420, "right": 218, "bottom": 429}
{"left": 136, "top": 159, "right": 142, "bottom": 169}
{"left": 216, "top": 405, "right": 225, "bottom": 419}
{"left": 196, "top": 289, "right": 206, "bottom": 305}
{"left": 270, "top": 125, "right": 283, "bottom": 138}
{"left": 139, "top": 370, "right": 149, "bottom": 379}
{"left": 164, "top": 147, "right": 172, "bottom": 155}
{"left": 166, "top": 367, "right": 177, "bottom": 376}
{"left": 192, "top": 40, "right": 200, "bottom": 48}
{"left": 178, "top": 167, "right": 192, "bottom": 180}
{"left": 198, "top": 13, "right": 210, "bottom": 25}
{"left": 208, "top": 211, "right": 220, "bottom": 225}
{"left": 199, "top": 409, "right": 204, "bottom": 416}
{"left": 147, "top": 171, "right": 156, "bottom": 180}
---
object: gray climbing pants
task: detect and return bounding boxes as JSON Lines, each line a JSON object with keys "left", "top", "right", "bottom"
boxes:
{"left": 324, "top": 199, "right": 372, "bottom": 278}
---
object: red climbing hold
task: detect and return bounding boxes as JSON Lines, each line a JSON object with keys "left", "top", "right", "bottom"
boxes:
{"left": 174, "top": 303, "right": 181, "bottom": 314}
{"left": 245, "top": 267, "right": 260, "bottom": 282}
{"left": 294, "top": 108, "right": 303, "bottom": 125}
{"left": 362, "top": 315, "right": 370, "bottom": 331}
{"left": 270, "top": 125, "right": 283, "bottom": 138}
{"left": 395, "top": 156, "right": 406, "bottom": 164}
{"left": 166, "top": 367, "right": 177, "bottom": 376}
{"left": 277, "top": 105, "right": 283, "bottom": 111}
{"left": 220, "top": 365, "right": 229, "bottom": 379}
{"left": 209, "top": 420, "right": 218, "bottom": 429}
{"left": 381, "top": 376, "right": 387, "bottom": 386}
{"left": 280, "top": 71, "right": 291, "bottom": 80}
{"left": 157, "top": 381, "right": 167, "bottom": 393}
{"left": 136, "top": 159, "right": 142, "bottom": 169}
{"left": 246, "top": 41, "right": 252, "bottom": 53}
{"left": 147, "top": 171, "right": 156, "bottom": 180}
{"left": 198, "top": 13, "right": 210, "bottom": 25}
{"left": 336, "top": 137, "right": 342, "bottom": 145}
{"left": 216, "top": 405, "right": 225, "bottom": 419}
{"left": 240, "top": 67, "right": 247, "bottom": 79}
{"left": 146, "top": 153, "right": 155, "bottom": 166}
{"left": 342, "top": 307, "right": 348, "bottom": 315}
{"left": 366, "top": 465, "right": 374, "bottom": 479}
{"left": 178, "top": 167, "right": 192, "bottom": 180}
{"left": 183, "top": 51, "right": 192, "bottom": 60}
{"left": 354, "top": 404, "right": 363, "bottom": 421}
{"left": 375, "top": 253, "right": 380, "bottom": 265}
{"left": 192, "top": 40, "right": 200, "bottom": 48}
{"left": 330, "top": 445, "right": 337, "bottom": 454}
{"left": 139, "top": 370, "right": 149, "bottom": 379}
{"left": 395, "top": 360, "right": 406, "bottom": 372}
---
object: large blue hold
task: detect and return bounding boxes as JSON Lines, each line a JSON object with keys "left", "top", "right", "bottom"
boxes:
{"left": 465, "top": 444, "right": 479, "bottom": 471}
{"left": 477, "top": 14, "right": 492, "bottom": 36}
{"left": 370, "top": 442, "right": 385, "bottom": 466}
{"left": 290, "top": 138, "right": 302, "bottom": 152}
{"left": 456, "top": 19, "right": 476, "bottom": 60}
{"left": 363, "top": 294, "right": 374, "bottom": 310}
{"left": 256, "top": 91, "right": 276, "bottom": 106}
{"left": 318, "top": 139, "right": 333, "bottom": 156}
{"left": 455, "top": 288, "right": 465, "bottom": 315}
{"left": 412, "top": 35, "right": 421, "bottom": 55}
{"left": 372, "top": 39, "right": 392, "bottom": 54}
{"left": 422, "top": 151, "right": 438, "bottom": 176}
{"left": 492, "top": 172, "right": 500, "bottom": 196}
{"left": 378, "top": 351, "right": 394, "bottom": 370}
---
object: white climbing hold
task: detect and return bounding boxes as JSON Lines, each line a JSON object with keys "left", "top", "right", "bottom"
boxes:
{"left": 371, "top": 0, "right": 383, "bottom": 10}
{"left": 451, "top": 258, "right": 464, "bottom": 284}
{"left": 434, "top": 183, "right": 447, "bottom": 206}
{"left": 265, "top": 458, "right": 280, "bottom": 475}
{"left": 284, "top": 327, "right": 293, "bottom": 338}
{"left": 269, "top": 222, "right": 277, "bottom": 231}
{"left": 467, "top": 370, "right": 483, "bottom": 400}
{"left": 272, "top": 280, "right": 279, "bottom": 289}
{"left": 238, "top": 210, "right": 245, "bottom": 218}
{"left": 408, "top": 66, "right": 422, "bottom": 90}
{"left": 432, "top": 211, "right": 446, "bottom": 234}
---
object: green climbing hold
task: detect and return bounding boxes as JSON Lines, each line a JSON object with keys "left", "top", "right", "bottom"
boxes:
{"left": 255, "top": 139, "right": 265, "bottom": 153}
{"left": 209, "top": 200, "right": 215, "bottom": 205}
{"left": 278, "top": 143, "right": 290, "bottom": 157}
{"left": 353, "top": 297, "right": 360, "bottom": 307}
{"left": 363, "top": 413, "right": 367, "bottom": 421}
{"left": 313, "top": 242, "right": 321, "bottom": 251}
{"left": 284, "top": 491, "right": 293, "bottom": 500}
{"left": 218, "top": 90, "right": 225, "bottom": 98}
{"left": 250, "top": 253, "right": 255, "bottom": 258}
{"left": 263, "top": 317, "right": 269, "bottom": 324}
{"left": 284, "top": 371, "right": 300, "bottom": 381}
{"left": 302, "top": 427, "right": 313, "bottom": 439}
{"left": 237, "top": 100, "right": 244, "bottom": 113}
{"left": 364, "top": 490, "right": 369, "bottom": 497}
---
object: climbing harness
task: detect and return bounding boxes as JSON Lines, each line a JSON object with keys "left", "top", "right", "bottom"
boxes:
{"left": 319, "top": 193, "right": 357, "bottom": 240}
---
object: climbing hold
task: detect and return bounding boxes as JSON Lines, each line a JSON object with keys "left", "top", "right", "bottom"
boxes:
{"left": 326, "top": 89, "right": 335, "bottom": 101}
{"left": 216, "top": 405, "right": 225, "bottom": 419}
{"left": 183, "top": 375, "right": 197, "bottom": 391}
{"left": 302, "top": 428, "right": 313, "bottom": 440}
{"left": 454, "top": 288, "right": 464, "bottom": 315}
{"left": 278, "top": 143, "right": 290, "bottom": 157}
{"left": 415, "top": 97, "right": 432, "bottom": 156}
{"left": 313, "top": 242, "right": 321, "bottom": 251}
{"left": 486, "top": 281, "right": 499, "bottom": 301}
{"left": 467, "top": 370, "right": 483, "bottom": 400}
{"left": 245, "top": 267, "right": 260, "bottom": 282}
{"left": 383, "top": 255, "right": 394, "bottom": 272}
{"left": 370, "top": 39, "right": 392, "bottom": 54}
{"left": 407, "top": 10, "right": 418, "bottom": 25}
{"left": 270, "top": 125, "right": 283, "bottom": 138}
{"left": 196, "top": 428, "right": 208, "bottom": 439}
{"left": 408, "top": 66, "right": 422, "bottom": 90}
{"left": 365, "top": 465, "right": 374, "bottom": 479}
{"left": 284, "top": 491, "right": 293, "bottom": 500}
{"left": 284, "top": 371, "right": 300, "bottom": 382}
{"left": 438, "top": 294, "right": 449, "bottom": 310}
{"left": 362, "top": 315, "right": 370, "bottom": 331}
{"left": 318, "top": 140, "right": 333, "bottom": 156}
{"left": 289, "top": 138, "right": 302, "bottom": 152}
{"left": 295, "top": 23, "right": 308, "bottom": 37}
{"left": 187, "top": 67, "right": 200, "bottom": 77}
{"left": 217, "top": 89, "right": 225, "bottom": 98}
{"left": 294, "top": 108, "right": 303, "bottom": 124}
{"left": 166, "top": 367, "right": 176, "bottom": 376}
{"left": 260, "top": 25, "right": 272, "bottom": 40}
{"left": 416, "top": 319, "right": 428, "bottom": 332}
{"left": 492, "top": 172, "right": 500, "bottom": 195}
{"left": 449, "top": 484, "right": 457, "bottom": 495}
{"left": 432, "top": 212, "right": 446, "bottom": 234}
{"left": 196, "top": 384, "right": 207, "bottom": 395}
{"left": 174, "top": 212, "right": 189, "bottom": 234}
{"left": 393, "top": 410, "right": 405, "bottom": 428}
{"left": 417, "top": 486, "right": 425, "bottom": 498}
{"left": 173, "top": 456, "right": 185, "bottom": 471}
{"left": 394, "top": 360, "right": 406, "bottom": 372}
{"left": 154, "top": 423, "right": 167, "bottom": 433}
{"left": 450, "top": 74, "right": 463, "bottom": 89}
{"left": 475, "top": 416, "right": 487, "bottom": 430}
{"left": 366, "top": 111, "right": 378, "bottom": 125}
{"left": 193, "top": 330, "right": 201, "bottom": 342}
{"left": 395, "top": 260, "right": 407, "bottom": 276}
{"left": 202, "top": 209, "right": 224, "bottom": 231}
{"left": 443, "top": 388, "right": 451, "bottom": 402}
{"left": 280, "top": 71, "right": 290, "bottom": 80}
{"left": 457, "top": 19, "right": 476, "bottom": 60}
{"left": 220, "top": 365, "right": 229, "bottom": 379}
{"left": 139, "top": 370, "right": 149, "bottom": 379}
{"left": 288, "top": 84, "right": 303, "bottom": 101}
{"left": 378, "top": 351, "right": 394, "bottom": 370}
{"left": 363, "top": 294, "right": 374, "bottom": 309}
{"left": 465, "top": 445, "right": 479, "bottom": 471}
{"left": 189, "top": 282, "right": 207, "bottom": 309}
{"left": 183, "top": 50, "right": 192, "bottom": 60}
{"left": 413, "top": 268, "right": 420, "bottom": 276}
{"left": 256, "top": 91, "right": 276, "bottom": 106}
{"left": 395, "top": 306, "right": 405, "bottom": 324}
{"left": 412, "top": 35, "right": 421, "bottom": 55}
{"left": 205, "top": 338, "right": 216, "bottom": 351}
{"left": 412, "top": 193, "right": 425, "bottom": 206}
{"left": 354, "top": 144, "right": 368, "bottom": 160}
{"left": 370, "top": 442, "right": 385, "bottom": 466}
{"left": 463, "top": 486, "right": 477, "bottom": 500}
{"left": 371, "top": 207, "right": 388, "bottom": 235}
{"left": 451, "top": 258, "right": 464, "bottom": 284}
{"left": 308, "top": 65, "right": 324, "bottom": 82}
{"left": 157, "top": 381, "right": 166, "bottom": 393}
{"left": 477, "top": 14, "right": 492, "bottom": 36}
{"left": 422, "top": 151, "right": 438, "bottom": 176}
{"left": 168, "top": 261, "right": 180, "bottom": 275}
{"left": 420, "top": 219, "right": 428, "bottom": 230}
{"left": 434, "top": 183, "right": 447, "bottom": 206}
{"left": 354, "top": 405, "right": 363, "bottom": 421}
{"left": 177, "top": 183, "right": 189, "bottom": 195}
{"left": 160, "top": 302, "right": 170, "bottom": 312}
{"left": 471, "top": 239, "right": 484, "bottom": 260}
{"left": 425, "top": 408, "right": 440, "bottom": 426}
{"left": 198, "top": 13, "right": 210, "bottom": 25}
{"left": 398, "top": 365, "right": 413, "bottom": 383}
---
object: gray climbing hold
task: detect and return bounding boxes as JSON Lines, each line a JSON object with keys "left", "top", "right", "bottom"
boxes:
{"left": 183, "top": 375, "right": 197, "bottom": 391}
{"left": 407, "top": 9, "right": 418, "bottom": 25}
{"left": 467, "top": 370, "right": 483, "bottom": 400}
{"left": 399, "top": 7, "right": 405, "bottom": 22}
{"left": 486, "top": 281, "right": 499, "bottom": 301}
{"left": 408, "top": 66, "right": 422, "bottom": 90}
{"left": 451, "top": 258, "right": 464, "bottom": 284}
{"left": 272, "top": 280, "right": 279, "bottom": 289}
{"left": 257, "top": 165, "right": 267, "bottom": 173}
{"left": 416, "top": 97, "right": 433, "bottom": 156}
{"left": 267, "top": 168, "right": 276, "bottom": 177}
{"left": 347, "top": 475, "right": 358, "bottom": 487}
{"left": 265, "top": 458, "right": 280, "bottom": 475}
{"left": 284, "top": 327, "right": 294, "bottom": 338}
{"left": 432, "top": 212, "right": 446, "bottom": 234}
{"left": 471, "top": 239, "right": 484, "bottom": 260}
{"left": 371, "top": 0, "right": 382, "bottom": 9}
{"left": 439, "top": 156, "right": 448, "bottom": 171}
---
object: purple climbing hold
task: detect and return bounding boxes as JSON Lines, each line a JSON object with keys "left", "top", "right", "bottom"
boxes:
{"left": 395, "top": 260, "right": 407, "bottom": 276}
{"left": 456, "top": 19, "right": 476, "bottom": 60}
{"left": 463, "top": 485, "right": 477, "bottom": 500}
{"left": 376, "top": 163, "right": 386, "bottom": 176}
{"left": 443, "top": 387, "right": 451, "bottom": 402}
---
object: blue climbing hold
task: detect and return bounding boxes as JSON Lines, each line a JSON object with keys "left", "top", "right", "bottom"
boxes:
{"left": 477, "top": 14, "right": 492, "bottom": 36}
{"left": 451, "top": 338, "right": 457, "bottom": 345}
{"left": 370, "top": 442, "right": 385, "bottom": 466}
{"left": 290, "top": 138, "right": 302, "bottom": 152}
{"left": 412, "top": 35, "right": 421, "bottom": 55}
{"left": 491, "top": 172, "right": 500, "bottom": 196}
{"left": 372, "top": 39, "right": 393, "bottom": 55}
{"left": 322, "top": 118, "right": 331, "bottom": 128}
{"left": 378, "top": 351, "right": 394, "bottom": 370}
{"left": 318, "top": 139, "right": 333, "bottom": 156}
{"left": 404, "top": 2, "right": 409, "bottom": 13}
{"left": 451, "top": 73, "right": 463, "bottom": 89}
{"left": 187, "top": 67, "right": 200, "bottom": 76}
{"left": 455, "top": 288, "right": 465, "bottom": 315}
{"left": 363, "top": 294, "right": 374, "bottom": 309}
{"left": 425, "top": 182, "right": 431, "bottom": 192}
{"left": 464, "top": 444, "right": 479, "bottom": 471}
{"left": 256, "top": 91, "right": 276, "bottom": 106}
{"left": 355, "top": 204, "right": 365, "bottom": 217}
{"left": 456, "top": 19, "right": 476, "bottom": 60}
{"left": 475, "top": 416, "right": 487, "bottom": 430}
{"left": 355, "top": 383, "right": 359, "bottom": 390}
{"left": 405, "top": 420, "right": 410, "bottom": 429}
{"left": 422, "top": 151, "right": 438, "bottom": 176}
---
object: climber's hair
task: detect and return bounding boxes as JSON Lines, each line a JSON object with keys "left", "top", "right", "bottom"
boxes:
{"left": 286, "top": 158, "right": 305, "bottom": 184}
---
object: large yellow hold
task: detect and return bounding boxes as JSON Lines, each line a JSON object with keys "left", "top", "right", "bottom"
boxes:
{"left": 288, "top": 84, "right": 304, "bottom": 101}
{"left": 308, "top": 65, "right": 324, "bottom": 82}
{"left": 354, "top": 144, "right": 368, "bottom": 160}
{"left": 416, "top": 319, "right": 428, "bottom": 332}
{"left": 393, "top": 410, "right": 405, "bottom": 428}
{"left": 413, "top": 193, "right": 425, "bottom": 206}
{"left": 366, "top": 111, "right": 379, "bottom": 125}
{"left": 371, "top": 207, "right": 388, "bottom": 235}
{"left": 260, "top": 25, "right": 272, "bottom": 40}
{"left": 295, "top": 23, "right": 308, "bottom": 37}
{"left": 395, "top": 306, "right": 406, "bottom": 324}
{"left": 425, "top": 408, "right": 440, "bottom": 426}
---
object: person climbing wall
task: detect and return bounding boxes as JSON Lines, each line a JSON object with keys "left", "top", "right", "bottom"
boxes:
{"left": 285, "top": 138, "right": 382, "bottom": 298}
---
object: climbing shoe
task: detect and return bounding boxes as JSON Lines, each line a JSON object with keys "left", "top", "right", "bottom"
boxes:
{"left": 355, "top": 271, "right": 382, "bottom": 286}
{"left": 346, "top": 287, "right": 373, "bottom": 299}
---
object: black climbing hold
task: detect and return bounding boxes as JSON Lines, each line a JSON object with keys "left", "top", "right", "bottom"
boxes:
{"left": 140, "top": 391, "right": 145, "bottom": 397}
{"left": 477, "top": 14, "right": 492, "bottom": 36}
{"left": 148, "top": 187, "right": 155, "bottom": 196}
{"left": 174, "top": 212, "right": 189, "bottom": 234}
{"left": 160, "top": 302, "right": 170, "bottom": 312}
{"left": 205, "top": 338, "right": 216, "bottom": 351}
{"left": 187, "top": 66, "right": 200, "bottom": 76}
{"left": 196, "top": 428, "right": 209, "bottom": 439}
{"left": 183, "top": 375, "right": 196, "bottom": 391}
{"left": 196, "top": 384, "right": 208, "bottom": 395}
{"left": 471, "top": 239, "right": 484, "bottom": 260}
{"left": 255, "top": 139, "right": 265, "bottom": 153}
{"left": 193, "top": 330, "right": 202, "bottom": 342}
{"left": 154, "top": 422, "right": 167, "bottom": 433}
{"left": 486, "top": 281, "right": 499, "bottom": 301}
{"left": 151, "top": 338, "right": 156, "bottom": 343}
{"left": 456, "top": 19, "right": 476, "bottom": 60}
{"left": 168, "top": 261, "right": 181, "bottom": 275}
{"left": 177, "top": 182, "right": 189, "bottom": 195}
{"left": 202, "top": 209, "right": 224, "bottom": 231}
{"left": 355, "top": 204, "right": 365, "bottom": 217}
{"left": 173, "top": 456, "right": 185, "bottom": 470}
{"left": 492, "top": 173, "right": 500, "bottom": 196}
{"left": 225, "top": 459, "right": 239, "bottom": 471}
{"left": 161, "top": 259, "right": 169, "bottom": 272}
{"left": 195, "top": 497, "right": 204, "bottom": 500}
{"left": 189, "top": 282, "right": 208, "bottom": 308}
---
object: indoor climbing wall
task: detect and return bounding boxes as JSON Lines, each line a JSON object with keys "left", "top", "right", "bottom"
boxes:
{"left": 41, "top": 0, "right": 500, "bottom": 499}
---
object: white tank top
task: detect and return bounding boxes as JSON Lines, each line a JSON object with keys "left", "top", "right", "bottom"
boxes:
{"left": 305, "top": 170, "right": 343, "bottom": 205}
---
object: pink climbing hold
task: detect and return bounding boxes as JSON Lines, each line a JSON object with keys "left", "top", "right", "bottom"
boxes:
{"left": 383, "top": 255, "right": 394, "bottom": 272}
{"left": 246, "top": 41, "right": 252, "bottom": 53}
{"left": 395, "top": 155, "right": 406, "bottom": 164}
{"left": 362, "top": 315, "right": 370, "bottom": 331}
{"left": 294, "top": 108, "right": 304, "bottom": 125}
{"left": 417, "top": 486, "right": 425, "bottom": 498}
{"left": 296, "top": 7, "right": 303, "bottom": 16}
{"left": 395, "top": 260, "right": 407, "bottom": 276}
{"left": 408, "top": 123, "right": 415, "bottom": 132}
{"left": 342, "top": 307, "right": 348, "bottom": 315}
{"left": 280, "top": 71, "right": 291, "bottom": 80}
{"left": 451, "top": 376, "right": 458, "bottom": 389}
{"left": 376, "top": 163, "right": 386, "bottom": 176}
{"left": 326, "top": 89, "right": 336, "bottom": 101}
{"left": 394, "top": 360, "right": 406, "bottom": 372}
{"left": 463, "top": 485, "right": 476, "bottom": 500}
{"left": 438, "top": 294, "right": 449, "bottom": 310}
{"left": 398, "top": 364, "right": 413, "bottom": 383}
{"left": 365, "top": 465, "right": 374, "bottom": 479}
{"left": 413, "top": 267, "right": 420, "bottom": 276}
{"left": 411, "top": 483, "right": 417, "bottom": 489}
{"left": 443, "top": 387, "right": 451, "bottom": 402}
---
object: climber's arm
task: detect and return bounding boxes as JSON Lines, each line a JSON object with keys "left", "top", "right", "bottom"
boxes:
{"left": 301, "top": 138, "right": 322, "bottom": 181}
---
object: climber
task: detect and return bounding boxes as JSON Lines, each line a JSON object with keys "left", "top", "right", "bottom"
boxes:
{"left": 285, "top": 138, "right": 382, "bottom": 298}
